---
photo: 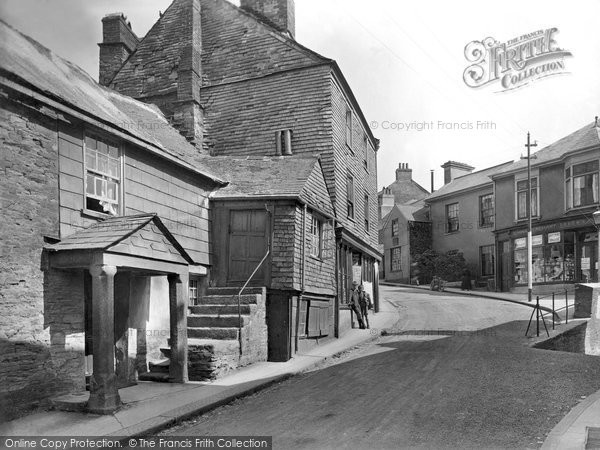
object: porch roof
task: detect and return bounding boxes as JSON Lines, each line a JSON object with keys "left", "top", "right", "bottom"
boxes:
{"left": 45, "top": 214, "right": 194, "bottom": 268}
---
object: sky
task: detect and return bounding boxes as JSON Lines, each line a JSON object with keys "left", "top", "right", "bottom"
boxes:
{"left": 1, "top": 0, "right": 599, "bottom": 191}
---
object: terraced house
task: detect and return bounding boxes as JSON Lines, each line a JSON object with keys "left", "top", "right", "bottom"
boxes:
{"left": 0, "top": 0, "right": 380, "bottom": 420}
{"left": 101, "top": 0, "right": 381, "bottom": 327}
{"left": 493, "top": 120, "right": 600, "bottom": 293}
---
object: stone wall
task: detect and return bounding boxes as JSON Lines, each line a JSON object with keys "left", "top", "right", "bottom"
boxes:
{"left": 0, "top": 91, "right": 86, "bottom": 421}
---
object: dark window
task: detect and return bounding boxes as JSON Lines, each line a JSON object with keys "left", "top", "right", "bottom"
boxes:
{"left": 479, "top": 194, "right": 494, "bottom": 227}
{"left": 364, "top": 193, "right": 370, "bottom": 233}
{"left": 516, "top": 178, "right": 538, "bottom": 219}
{"left": 85, "top": 134, "right": 121, "bottom": 216}
{"left": 480, "top": 245, "right": 495, "bottom": 276}
{"left": 347, "top": 174, "right": 355, "bottom": 219}
{"left": 391, "top": 218, "right": 399, "bottom": 237}
{"left": 566, "top": 160, "right": 599, "bottom": 209}
{"left": 391, "top": 247, "right": 401, "bottom": 272}
{"left": 446, "top": 203, "right": 459, "bottom": 233}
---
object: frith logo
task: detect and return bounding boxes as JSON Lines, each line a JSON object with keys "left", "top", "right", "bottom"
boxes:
{"left": 463, "top": 28, "right": 572, "bottom": 92}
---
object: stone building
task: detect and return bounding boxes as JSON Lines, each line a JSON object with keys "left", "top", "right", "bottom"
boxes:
{"left": 99, "top": 0, "right": 382, "bottom": 322}
{"left": 0, "top": 20, "right": 227, "bottom": 418}
{"left": 493, "top": 121, "right": 600, "bottom": 293}
{"left": 379, "top": 204, "right": 430, "bottom": 283}
{"left": 425, "top": 161, "right": 513, "bottom": 287}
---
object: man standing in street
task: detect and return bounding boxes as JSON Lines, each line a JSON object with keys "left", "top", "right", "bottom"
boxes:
{"left": 359, "top": 285, "right": 370, "bottom": 329}
{"left": 349, "top": 281, "right": 366, "bottom": 329}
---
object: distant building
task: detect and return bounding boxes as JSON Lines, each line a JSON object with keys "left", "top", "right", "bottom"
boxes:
{"left": 379, "top": 204, "right": 430, "bottom": 283}
{"left": 378, "top": 163, "right": 430, "bottom": 219}
{"left": 425, "top": 160, "right": 514, "bottom": 288}
{"left": 493, "top": 120, "right": 600, "bottom": 293}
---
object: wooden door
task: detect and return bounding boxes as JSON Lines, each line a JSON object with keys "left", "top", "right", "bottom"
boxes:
{"left": 228, "top": 210, "right": 268, "bottom": 284}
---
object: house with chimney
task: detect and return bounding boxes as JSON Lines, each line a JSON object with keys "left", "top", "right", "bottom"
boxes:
{"left": 0, "top": 0, "right": 378, "bottom": 420}
{"left": 99, "top": 0, "right": 382, "bottom": 329}
{"left": 492, "top": 121, "right": 600, "bottom": 293}
{"left": 377, "top": 163, "right": 430, "bottom": 282}
{"left": 424, "top": 160, "right": 513, "bottom": 288}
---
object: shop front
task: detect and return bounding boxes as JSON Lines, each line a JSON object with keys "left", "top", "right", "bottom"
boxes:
{"left": 497, "top": 216, "right": 599, "bottom": 292}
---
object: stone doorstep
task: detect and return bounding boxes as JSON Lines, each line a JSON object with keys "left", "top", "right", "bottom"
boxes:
{"left": 49, "top": 391, "right": 89, "bottom": 412}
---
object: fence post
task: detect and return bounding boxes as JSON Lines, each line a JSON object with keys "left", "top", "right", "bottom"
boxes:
{"left": 565, "top": 289, "right": 568, "bottom": 325}
{"left": 536, "top": 296, "right": 540, "bottom": 337}
{"left": 552, "top": 292, "right": 555, "bottom": 330}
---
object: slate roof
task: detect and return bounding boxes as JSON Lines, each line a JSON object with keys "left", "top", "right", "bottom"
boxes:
{"left": 46, "top": 214, "right": 194, "bottom": 263}
{"left": 380, "top": 179, "right": 429, "bottom": 206}
{"left": 203, "top": 155, "right": 335, "bottom": 216}
{"left": 491, "top": 121, "right": 600, "bottom": 176}
{"left": 0, "top": 20, "right": 225, "bottom": 185}
{"left": 426, "top": 161, "right": 514, "bottom": 202}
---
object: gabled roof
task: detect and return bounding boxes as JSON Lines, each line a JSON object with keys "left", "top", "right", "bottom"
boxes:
{"left": 380, "top": 203, "right": 427, "bottom": 231}
{"left": 426, "top": 161, "right": 514, "bottom": 202}
{"left": 46, "top": 214, "right": 194, "bottom": 265}
{"left": 491, "top": 121, "right": 600, "bottom": 177}
{"left": 0, "top": 20, "right": 226, "bottom": 185}
{"left": 380, "top": 179, "right": 429, "bottom": 205}
{"left": 203, "top": 155, "right": 335, "bottom": 217}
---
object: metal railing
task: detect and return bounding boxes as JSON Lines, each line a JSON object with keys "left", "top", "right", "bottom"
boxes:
{"left": 525, "top": 289, "right": 575, "bottom": 337}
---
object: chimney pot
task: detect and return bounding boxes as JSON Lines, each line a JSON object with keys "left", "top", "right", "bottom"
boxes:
{"left": 240, "top": 0, "right": 296, "bottom": 38}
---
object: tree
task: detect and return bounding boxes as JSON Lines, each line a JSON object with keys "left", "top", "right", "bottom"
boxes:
{"left": 415, "top": 250, "right": 466, "bottom": 283}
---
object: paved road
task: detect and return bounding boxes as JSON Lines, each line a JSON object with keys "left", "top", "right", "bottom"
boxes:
{"left": 163, "top": 286, "right": 600, "bottom": 449}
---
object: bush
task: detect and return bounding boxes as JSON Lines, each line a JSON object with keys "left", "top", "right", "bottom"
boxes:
{"left": 415, "top": 250, "right": 466, "bottom": 283}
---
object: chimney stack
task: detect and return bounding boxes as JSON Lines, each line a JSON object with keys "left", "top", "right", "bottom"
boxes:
{"left": 395, "top": 163, "right": 413, "bottom": 181}
{"left": 240, "top": 0, "right": 296, "bottom": 38}
{"left": 441, "top": 161, "right": 475, "bottom": 185}
{"left": 98, "top": 13, "right": 139, "bottom": 86}
{"left": 378, "top": 187, "right": 395, "bottom": 220}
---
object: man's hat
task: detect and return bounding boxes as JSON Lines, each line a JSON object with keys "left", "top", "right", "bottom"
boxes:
{"left": 352, "top": 281, "right": 358, "bottom": 286}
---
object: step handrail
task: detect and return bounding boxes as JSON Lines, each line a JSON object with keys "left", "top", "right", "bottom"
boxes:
{"left": 234, "top": 249, "right": 271, "bottom": 356}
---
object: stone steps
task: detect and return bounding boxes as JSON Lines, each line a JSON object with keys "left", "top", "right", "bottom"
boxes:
{"left": 188, "top": 327, "right": 239, "bottom": 340}
{"left": 188, "top": 339, "right": 241, "bottom": 381}
{"left": 189, "top": 304, "right": 251, "bottom": 315}
{"left": 188, "top": 314, "right": 247, "bottom": 328}
{"left": 200, "top": 293, "right": 260, "bottom": 305}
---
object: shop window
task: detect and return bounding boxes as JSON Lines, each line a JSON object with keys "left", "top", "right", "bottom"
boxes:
{"left": 479, "top": 194, "right": 494, "bottom": 228}
{"left": 391, "top": 247, "right": 401, "bottom": 272}
{"left": 566, "top": 160, "right": 599, "bottom": 209}
{"left": 308, "top": 215, "right": 322, "bottom": 258}
{"left": 480, "top": 245, "right": 495, "bottom": 276}
{"left": 347, "top": 174, "right": 355, "bottom": 219}
{"left": 516, "top": 178, "right": 538, "bottom": 220}
{"left": 445, "top": 203, "right": 459, "bottom": 233}
{"left": 391, "top": 218, "right": 399, "bottom": 237}
{"left": 85, "top": 134, "right": 121, "bottom": 216}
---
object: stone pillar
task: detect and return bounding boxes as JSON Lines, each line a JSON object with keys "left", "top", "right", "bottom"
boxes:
{"left": 88, "top": 264, "right": 121, "bottom": 414}
{"left": 168, "top": 273, "right": 188, "bottom": 383}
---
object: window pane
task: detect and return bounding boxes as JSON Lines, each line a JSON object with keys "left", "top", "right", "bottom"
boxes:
{"left": 85, "top": 136, "right": 97, "bottom": 150}
{"left": 108, "top": 145, "right": 119, "bottom": 159}
{"left": 97, "top": 140, "right": 108, "bottom": 155}
{"left": 86, "top": 174, "right": 95, "bottom": 195}
{"left": 97, "top": 153, "right": 108, "bottom": 174}
{"left": 531, "top": 189, "right": 538, "bottom": 216}
{"left": 566, "top": 179, "right": 572, "bottom": 209}
{"left": 517, "top": 191, "right": 527, "bottom": 219}
{"left": 108, "top": 159, "right": 119, "bottom": 178}
{"left": 107, "top": 181, "right": 118, "bottom": 201}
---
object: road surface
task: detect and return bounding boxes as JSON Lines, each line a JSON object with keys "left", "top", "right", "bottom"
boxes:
{"left": 162, "top": 285, "right": 600, "bottom": 449}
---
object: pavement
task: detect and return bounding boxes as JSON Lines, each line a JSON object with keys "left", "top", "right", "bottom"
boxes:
{"left": 0, "top": 297, "right": 402, "bottom": 439}
{"left": 1, "top": 284, "right": 598, "bottom": 449}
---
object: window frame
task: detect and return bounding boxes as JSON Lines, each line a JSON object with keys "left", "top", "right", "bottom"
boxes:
{"left": 308, "top": 214, "right": 323, "bottom": 259}
{"left": 515, "top": 176, "right": 539, "bottom": 221}
{"left": 189, "top": 278, "right": 200, "bottom": 306}
{"left": 390, "top": 247, "right": 402, "bottom": 272}
{"left": 83, "top": 131, "right": 123, "bottom": 217}
{"left": 445, "top": 202, "right": 460, "bottom": 233}
{"left": 391, "top": 218, "right": 399, "bottom": 237}
{"left": 345, "top": 107, "right": 353, "bottom": 151}
{"left": 364, "top": 192, "right": 370, "bottom": 233}
{"left": 479, "top": 193, "right": 494, "bottom": 228}
{"left": 480, "top": 244, "right": 495, "bottom": 277}
{"left": 565, "top": 159, "right": 599, "bottom": 210}
{"left": 346, "top": 174, "right": 355, "bottom": 220}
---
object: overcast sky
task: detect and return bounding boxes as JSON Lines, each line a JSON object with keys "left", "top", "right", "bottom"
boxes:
{"left": 1, "top": 0, "right": 598, "bottom": 191}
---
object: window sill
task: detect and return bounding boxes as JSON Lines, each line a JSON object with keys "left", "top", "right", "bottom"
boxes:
{"left": 444, "top": 231, "right": 460, "bottom": 236}
{"left": 81, "top": 208, "right": 114, "bottom": 220}
{"left": 309, "top": 255, "right": 324, "bottom": 263}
